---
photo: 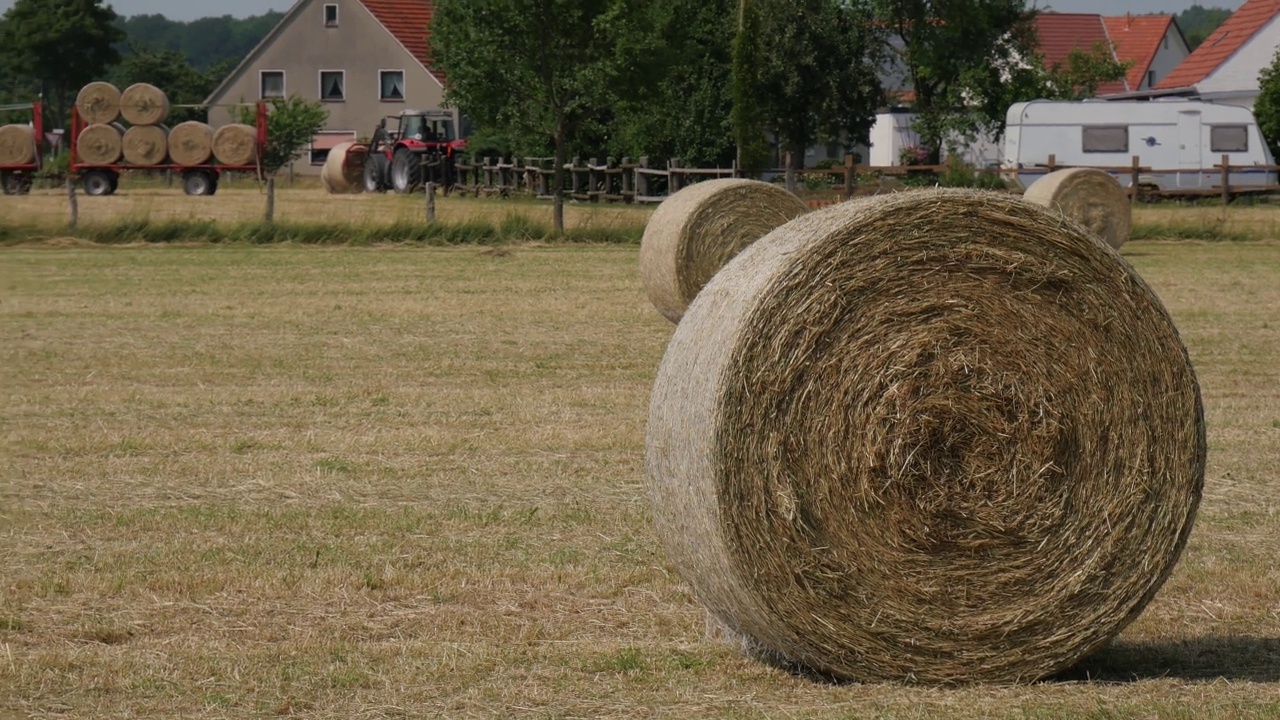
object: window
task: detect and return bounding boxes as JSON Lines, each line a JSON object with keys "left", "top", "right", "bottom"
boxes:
{"left": 260, "top": 70, "right": 285, "bottom": 99}
{"left": 309, "top": 130, "right": 357, "bottom": 165}
{"left": 1147, "top": 70, "right": 1155, "bottom": 88}
{"left": 380, "top": 70, "right": 405, "bottom": 101}
{"left": 1082, "top": 126, "right": 1128, "bottom": 153}
{"left": 1210, "top": 125, "right": 1249, "bottom": 152}
{"left": 320, "top": 70, "right": 345, "bottom": 101}
{"left": 1163, "top": 34, "right": 1169, "bottom": 49}
{"left": 324, "top": 3, "right": 338, "bottom": 26}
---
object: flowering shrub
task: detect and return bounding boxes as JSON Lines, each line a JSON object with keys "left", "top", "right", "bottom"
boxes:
{"left": 898, "top": 145, "right": 929, "bottom": 166}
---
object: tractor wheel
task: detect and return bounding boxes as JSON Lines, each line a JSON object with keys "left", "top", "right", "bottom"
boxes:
{"left": 182, "top": 170, "right": 215, "bottom": 196}
{"left": 391, "top": 148, "right": 422, "bottom": 194}
{"left": 364, "top": 154, "right": 389, "bottom": 193}
{"left": 82, "top": 170, "right": 117, "bottom": 196}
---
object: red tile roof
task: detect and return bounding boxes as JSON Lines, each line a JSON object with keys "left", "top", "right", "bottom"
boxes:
{"left": 1033, "top": 13, "right": 1130, "bottom": 95}
{"left": 1156, "top": 0, "right": 1280, "bottom": 88}
{"left": 1104, "top": 14, "right": 1176, "bottom": 90}
{"left": 359, "top": 0, "right": 444, "bottom": 84}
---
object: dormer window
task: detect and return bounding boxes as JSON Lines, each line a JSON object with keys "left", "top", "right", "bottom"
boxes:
{"left": 324, "top": 4, "right": 338, "bottom": 26}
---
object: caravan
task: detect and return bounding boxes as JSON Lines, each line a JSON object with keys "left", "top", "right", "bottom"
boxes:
{"left": 1002, "top": 99, "right": 1276, "bottom": 190}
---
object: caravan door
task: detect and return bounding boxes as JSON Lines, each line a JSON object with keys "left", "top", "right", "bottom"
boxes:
{"left": 1177, "top": 110, "right": 1202, "bottom": 188}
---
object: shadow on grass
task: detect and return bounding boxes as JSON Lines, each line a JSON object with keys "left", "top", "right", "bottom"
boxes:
{"left": 1060, "top": 636, "right": 1280, "bottom": 683}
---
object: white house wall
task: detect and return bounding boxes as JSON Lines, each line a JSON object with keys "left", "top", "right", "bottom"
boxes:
{"left": 1144, "top": 29, "right": 1191, "bottom": 89}
{"left": 1194, "top": 12, "right": 1280, "bottom": 109}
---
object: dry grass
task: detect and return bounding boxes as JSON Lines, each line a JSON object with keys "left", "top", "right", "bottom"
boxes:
{"left": 1, "top": 237, "right": 1279, "bottom": 717}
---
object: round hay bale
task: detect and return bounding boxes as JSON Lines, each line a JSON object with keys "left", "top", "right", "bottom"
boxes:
{"left": 639, "top": 178, "right": 807, "bottom": 324}
{"left": 168, "top": 121, "right": 214, "bottom": 166}
{"left": 1023, "top": 168, "right": 1132, "bottom": 249}
{"left": 0, "top": 124, "right": 35, "bottom": 165}
{"left": 646, "top": 189, "right": 1205, "bottom": 684}
{"left": 212, "top": 123, "right": 257, "bottom": 166}
{"left": 320, "top": 141, "right": 367, "bottom": 194}
{"left": 75, "top": 82, "right": 121, "bottom": 124}
{"left": 119, "top": 83, "right": 171, "bottom": 125}
{"left": 76, "top": 123, "right": 124, "bottom": 165}
{"left": 122, "top": 124, "right": 169, "bottom": 166}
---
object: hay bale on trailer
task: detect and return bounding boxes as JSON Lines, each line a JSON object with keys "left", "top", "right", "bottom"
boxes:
{"left": 76, "top": 82, "right": 122, "bottom": 124}
{"left": 321, "top": 141, "right": 367, "bottom": 194}
{"left": 646, "top": 189, "right": 1205, "bottom": 684}
{"left": 0, "top": 124, "right": 35, "bottom": 165}
{"left": 122, "top": 124, "right": 169, "bottom": 166}
{"left": 639, "top": 178, "right": 807, "bottom": 324}
{"left": 76, "top": 123, "right": 125, "bottom": 165}
{"left": 168, "top": 122, "right": 214, "bottom": 166}
{"left": 1023, "top": 168, "right": 1132, "bottom": 249}
{"left": 119, "top": 83, "right": 171, "bottom": 126}
{"left": 212, "top": 123, "right": 257, "bottom": 166}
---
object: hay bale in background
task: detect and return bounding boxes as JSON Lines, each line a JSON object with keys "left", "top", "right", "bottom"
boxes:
{"left": 76, "top": 123, "right": 124, "bottom": 165}
{"left": 321, "top": 141, "right": 367, "bottom": 194}
{"left": 75, "top": 82, "right": 121, "bottom": 124}
{"left": 119, "top": 83, "right": 171, "bottom": 125}
{"left": 646, "top": 189, "right": 1204, "bottom": 684}
{"left": 0, "top": 124, "right": 35, "bottom": 165}
{"left": 1023, "top": 168, "right": 1132, "bottom": 249}
{"left": 168, "top": 122, "right": 213, "bottom": 166}
{"left": 122, "top": 124, "right": 169, "bottom": 166}
{"left": 639, "top": 179, "right": 807, "bottom": 324}
{"left": 212, "top": 123, "right": 257, "bottom": 166}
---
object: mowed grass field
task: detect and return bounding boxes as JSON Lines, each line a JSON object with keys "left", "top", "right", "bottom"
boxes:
{"left": 2, "top": 192, "right": 1280, "bottom": 717}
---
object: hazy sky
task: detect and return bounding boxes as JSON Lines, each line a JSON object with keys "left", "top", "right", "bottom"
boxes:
{"left": 0, "top": 0, "right": 1255, "bottom": 22}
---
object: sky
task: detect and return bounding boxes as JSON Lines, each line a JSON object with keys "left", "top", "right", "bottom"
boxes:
{"left": 0, "top": 0, "right": 1255, "bottom": 22}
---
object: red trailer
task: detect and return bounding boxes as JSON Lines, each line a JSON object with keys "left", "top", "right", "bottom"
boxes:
{"left": 0, "top": 101, "right": 44, "bottom": 196}
{"left": 70, "top": 101, "right": 269, "bottom": 197}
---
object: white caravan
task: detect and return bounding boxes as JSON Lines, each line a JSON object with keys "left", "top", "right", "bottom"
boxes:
{"left": 1002, "top": 99, "right": 1276, "bottom": 190}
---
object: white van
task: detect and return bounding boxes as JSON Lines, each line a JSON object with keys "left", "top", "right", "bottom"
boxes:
{"left": 1002, "top": 99, "right": 1276, "bottom": 191}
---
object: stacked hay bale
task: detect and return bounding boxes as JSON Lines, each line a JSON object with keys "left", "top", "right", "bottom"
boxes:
{"left": 213, "top": 123, "right": 258, "bottom": 166}
{"left": 0, "top": 123, "right": 36, "bottom": 166}
{"left": 1023, "top": 168, "right": 1133, "bottom": 249}
{"left": 120, "top": 83, "right": 171, "bottom": 167}
{"left": 168, "top": 121, "right": 214, "bottom": 166}
{"left": 644, "top": 189, "right": 1204, "bottom": 684}
{"left": 74, "top": 82, "right": 125, "bottom": 165}
{"left": 321, "top": 141, "right": 367, "bottom": 194}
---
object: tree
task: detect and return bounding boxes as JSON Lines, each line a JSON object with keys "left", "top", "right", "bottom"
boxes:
{"left": 0, "top": 0, "right": 124, "bottom": 129}
{"left": 237, "top": 95, "right": 328, "bottom": 175}
{"left": 732, "top": 0, "right": 770, "bottom": 175}
{"left": 1254, "top": 47, "right": 1280, "bottom": 158}
{"left": 432, "top": 0, "right": 644, "bottom": 235}
{"left": 1177, "top": 5, "right": 1231, "bottom": 51}
{"left": 1041, "top": 43, "right": 1130, "bottom": 101}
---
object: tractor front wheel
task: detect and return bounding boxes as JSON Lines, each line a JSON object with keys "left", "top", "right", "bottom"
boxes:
{"left": 364, "top": 153, "right": 389, "bottom": 193}
{"left": 391, "top": 148, "right": 422, "bottom": 194}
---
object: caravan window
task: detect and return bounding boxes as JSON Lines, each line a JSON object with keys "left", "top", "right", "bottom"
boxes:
{"left": 1210, "top": 125, "right": 1248, "bottom": 152}
{"left": 1082, "top": 126, "right": 1128, "bottom": 153}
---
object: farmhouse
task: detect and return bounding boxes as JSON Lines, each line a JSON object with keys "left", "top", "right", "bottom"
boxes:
{"left": 1103, "top": 13, "right": 1191, "bottom": 91}
{"left": 204, "top": 0, "right": 451, "bottom": 176}
{"left": 1154, "top": 0, "right": 1280, "bottom": 110}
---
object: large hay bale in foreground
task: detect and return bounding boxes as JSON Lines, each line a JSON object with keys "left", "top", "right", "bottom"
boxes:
{"left": 639, "top": 178, "right": 807, "bottom": 324}
{"left": 76, "top": 82, "right": 121, "bottom": 124}
{"left": 646, "top": 189, "right": 1205, "bottom": 684}
{"left": 122, "top": 124, "right": 169, "bottom": 166}
{"left": 321, "top": 141, "right": 367, "bottom": 194}
{"left": 212, "top": 123, "right": 257, "bottom": 166}
{"left": 168, "top": 121, "right": 213, "bottom": 166}
{"left": 1023, "top": 168, "right": 1132, "bottom": 249}
{"left": 76, "top": 123, "right": 124, "bottom": 165}
{"left": 0, "top": 124, "right": 35, "bottom": 165}
{"left": 119, "top": 83, "right": 171, "bottom": 125}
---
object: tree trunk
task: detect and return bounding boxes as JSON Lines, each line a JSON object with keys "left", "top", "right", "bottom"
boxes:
{"left": 553, "top": 125, "right": 566, "bottom": 237}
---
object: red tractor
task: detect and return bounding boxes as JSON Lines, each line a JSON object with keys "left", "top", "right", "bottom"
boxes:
{"left": 363, "top": 109, "right": 466, "bottom": 194}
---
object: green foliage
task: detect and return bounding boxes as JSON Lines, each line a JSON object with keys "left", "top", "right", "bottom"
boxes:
{"left": 113, "top": 12, "right": 283, "bottom": 72}
{"left": 1177, "top": 4, "right": 1231, "bottom": 51}
{"left": 1041, "top": 43, "right": 1131, "bottom": 100}
{"left": 237, "top": 96, "right": 328, "bottom": 175}
{"left": 111, "top": 47, "right": 226, "bottom": 123}
{"left": 1255, "top": 47, "right": 1280, "bottom": 159}
{"left": 939, "top": 160, "right": 1006, "bottom": 189}
{"left": 732, "top": 0, "right": 770, "bottom": 175}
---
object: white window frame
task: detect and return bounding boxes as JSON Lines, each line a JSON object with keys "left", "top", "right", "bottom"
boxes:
{"left": 309, "top": 130, "right": 358, "bottom": 166}
{"left": 319, "top": 69, "right": 346, "bottom": 102}
{"left": 260, "top": 70, "right": 285, "bottom": 99}
{"left": 324, "top": 3, "right": 339, "bottom": 26}
{"left": 379, "top": 69, "right": 406, "bottom": 102}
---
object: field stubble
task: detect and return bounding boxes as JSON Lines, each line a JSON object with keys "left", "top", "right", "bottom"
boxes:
{"left": 1, "top": 236, "right": 1279, "bottom": 717}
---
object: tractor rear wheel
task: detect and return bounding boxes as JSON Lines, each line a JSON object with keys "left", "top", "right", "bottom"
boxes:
{"left": 391, "top": 148, "right": 422, "bottom": 194}
{"left": 364, "top": 154, "right": 389, "bottom": 193}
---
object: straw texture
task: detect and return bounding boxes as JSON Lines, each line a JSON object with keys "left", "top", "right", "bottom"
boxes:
{"left": 119, "top": 83, "right": 171, "bottom": 125}
{"left": 168, "top": 122, "right": 213, "bottom": 166}
{"left": 75, "top": 82, "right": 121, "bottom": 124}
{"left": 1023, "top": 168, "right": 1132, "bottom": 249}
{"left": 122, "top": 124, "right": 169, "bottom": 166}
{"left": 646, "top": 189, "right": 1205, "bottom": 684}
{"left": 0, "top": 124, "right": 35, "bottom": 165}
{"left": 321, "top": 141, "right": 367, "bottom": 194}
{"left": 639, "top": 178, "right": 807, "bottom": 323}
{"left": 76, "top": 123, "right": 124, "bottom": 165}
{"left": 212, "top": 124, "right": 257, "bottom": 166}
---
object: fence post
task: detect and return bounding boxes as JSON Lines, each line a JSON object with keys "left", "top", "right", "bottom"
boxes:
{"left": 844, "top": 153, "right": 855, "bottom": 201}
{"left": 638, "top": 156, "right": 650, "bottom": 198}
{"left": 784, "top": 152, "right": 797, "bottom": 194}
{"left": 1130, "top": 156, "right": 1141, "bottom": 204}
{"left": 1047, "top": 154, "right": 1056, "bottom": 173}
{"left": 66, "top": 178, "right": 78, "bottom": 230}
{"left": 425, "top": 181, "right": 436, "bottom": 222}
{"left": 1221, "top": 153, "right": 1230, "bottom": 206}
{"left": 265, "top": 176, "right": 275, "bottom": 223}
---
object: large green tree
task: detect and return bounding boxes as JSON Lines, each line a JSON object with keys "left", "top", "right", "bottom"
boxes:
{"left": 1254, "top": 47, "right": 1280, "bottom": 159}
{"left": 0, "top": 0, "right": 124, "bottom": 128}
{"left": 1177, "top": 4, "right": 1231, "bottom": 51}
{"left": 432, "top": 0, "right": 645, "bottom": 234}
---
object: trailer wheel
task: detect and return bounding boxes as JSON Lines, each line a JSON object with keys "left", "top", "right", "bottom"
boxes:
{"left": 183, "top": 170, "right": 215, "bottom": 196}
{"left": 1136, "top": 183, "right": 1160, "bottom": 204}
{"left": 82, "top": 170, "right": 116, "bottom": 196}
{"left": 364, "top": 154, "right": 389, "bottom": 193}
{"left": 391, "top": 148, "right": 422, "bottom": 194}
{"left": 1, "top": 172, "right": 21, "bottom": 195}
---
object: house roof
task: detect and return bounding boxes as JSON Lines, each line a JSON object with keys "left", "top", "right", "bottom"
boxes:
{"left": 1156, "top": 0, "right": 1280, "bottom": 89}
{"left": 1104, "top": 14, "right": 1177, "bottom": 89}
{"left": 1033, "top": 13, "right": 1130, "bottom": 95}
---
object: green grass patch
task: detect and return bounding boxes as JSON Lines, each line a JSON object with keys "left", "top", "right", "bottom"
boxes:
{"left": 1130, "top": 221, "right": 1252, "bottom": 242}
